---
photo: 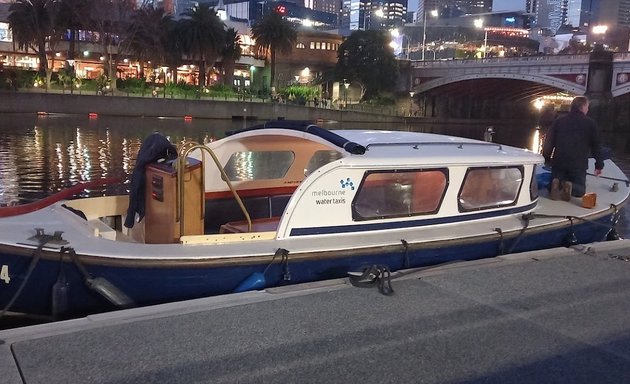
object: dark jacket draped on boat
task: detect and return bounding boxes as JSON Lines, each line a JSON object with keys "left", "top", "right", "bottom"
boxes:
{"left": 124, "top": 133, "right": 177, "bottom": 228}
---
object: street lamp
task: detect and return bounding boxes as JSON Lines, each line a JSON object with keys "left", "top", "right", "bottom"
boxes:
{"left": 363, "top": 6, "right": 383, "bottom": 30}
{"left": 249, "top": 65, "right": 255, "bottom": 101}
{"left": 592, "top": 25, "right": 608, "bottom": 47}
{"left": 409, "top": 91, "right": 415, "bottom": 115}
{"left": 422, "top": 9, "right": 438, "bottom": 61}
{"left": 474, "top": 19, "right": 488, "bottom": 58}
{"left": 430, "top": 45, "right": 444, "bottom": 60}
{"left": 343, "top": 80, "right": 349, "bottom": 108}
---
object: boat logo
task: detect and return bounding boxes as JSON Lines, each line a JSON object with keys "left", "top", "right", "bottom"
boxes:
{"left": 340, "top": 178, "right": 355, "bottom": 190}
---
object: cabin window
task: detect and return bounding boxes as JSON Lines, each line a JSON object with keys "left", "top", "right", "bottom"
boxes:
{"left": 458, "top": 166, "right": 523, "bottom": 211}
{"left": 224, "top": 151, "right": 294, "bottom": 181}
{"left": 304, "top": 150, "right": 343, "bottom": 176}
{"left": 352, "top": 169, "right": 448, "bottom": 221}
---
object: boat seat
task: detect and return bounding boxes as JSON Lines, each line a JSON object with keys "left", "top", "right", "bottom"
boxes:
{"left": 220, "top": 217, "right": 281, "bottom": 234}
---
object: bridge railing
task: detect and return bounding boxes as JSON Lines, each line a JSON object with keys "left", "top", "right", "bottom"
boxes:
{"left": 613, "top": 52, "right": 630, "bottom": 61}
{"left": 411, "top": 54, "right": 590, "bottom": 69}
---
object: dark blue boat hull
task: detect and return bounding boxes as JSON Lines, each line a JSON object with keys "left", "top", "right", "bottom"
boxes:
{"left": 0, "top": 213, "right": 617, "bottom": 317}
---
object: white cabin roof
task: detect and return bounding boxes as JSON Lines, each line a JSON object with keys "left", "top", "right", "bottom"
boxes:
{"left": 331, "top": 129, "right": 543, "bottom": 166}
{"left": 223, "top": 126, "right": 544, "bottom": 168}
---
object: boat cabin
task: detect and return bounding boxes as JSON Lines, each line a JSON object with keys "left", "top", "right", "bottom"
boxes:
{"left": 65, "top": 122, "right": 542, "bottom": 245}
{"left": 130, "top": 123, "right": 542, "bottom": 244}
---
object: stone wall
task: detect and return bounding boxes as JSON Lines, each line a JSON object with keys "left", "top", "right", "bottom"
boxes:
{"left": 0, "top": 92, "right": 406, "bottom": 124}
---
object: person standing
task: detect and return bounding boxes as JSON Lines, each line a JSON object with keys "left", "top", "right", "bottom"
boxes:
{"left": 542, "top": 96, "right": 604, "bottom": 201}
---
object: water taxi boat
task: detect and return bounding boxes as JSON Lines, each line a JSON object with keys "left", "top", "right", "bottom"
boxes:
{"left": 0, "top": 121, "right": 627, "bottom": 318}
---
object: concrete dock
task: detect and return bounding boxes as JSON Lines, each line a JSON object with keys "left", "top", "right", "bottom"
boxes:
{"left": 1, "top": 240, "right": 630, "bottom": 384}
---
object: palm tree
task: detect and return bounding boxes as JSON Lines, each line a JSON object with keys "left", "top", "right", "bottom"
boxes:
{"left": 251, "top": 11, "right": 297, "bottom": 90}
{"left": 126, "top": 6, "right": 172, "bottom": 80}
{"left": 88, "top": 0, "right": 136, "bottom": 90}
{"left": 179, "top": 4, "right": 225, "bottom": 89}
{"left": 58, "top": 0, "right": 90, "bottom": 68}
{"left": 8, "top": 0, "right": 57, "bottom": 78}
{"left": 163, "top": 19, "right": 186, "bottom": 85}
{"left": 221, "top": 28, "right": 242, "bottom": 89}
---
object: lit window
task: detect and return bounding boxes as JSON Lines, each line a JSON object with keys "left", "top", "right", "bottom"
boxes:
{"left": 304, "top": 150, "right": 343, "bottom": 176}
{"left": 352, "top": 169, "right": 448, "bottom": 220}
{"left": 310, "top": 42, "right": 315, "bottom": 49}
{"left": 458, "top": 166, "right": 523, "bottom": 211}
{"left": 224, "top": 151, "right": 295, "bottom": 181}
{"left": 296, "top": 42, "right": 305, "bottom": 49}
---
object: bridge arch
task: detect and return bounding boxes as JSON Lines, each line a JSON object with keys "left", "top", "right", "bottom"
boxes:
{"left": 412, "top": 73, "right": 585, "bottom": 96}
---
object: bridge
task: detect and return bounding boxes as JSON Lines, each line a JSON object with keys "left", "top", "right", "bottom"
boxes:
{"left": 410, "top": 52, "right": 630, "bottom": 101}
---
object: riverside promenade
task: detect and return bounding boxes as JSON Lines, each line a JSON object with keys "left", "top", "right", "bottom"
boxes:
{"left": 1, "top": 240, "right": 629, "bottom": 384}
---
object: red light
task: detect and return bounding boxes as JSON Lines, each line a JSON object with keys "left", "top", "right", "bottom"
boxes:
{"left": 184, "top": 115, "right": 193, "bottom": 121}
{"left": 275, "top": 5, "right": 286, "bottom": 14}
{"left": 88, "top": 113, "right": 98, "bottom": 119}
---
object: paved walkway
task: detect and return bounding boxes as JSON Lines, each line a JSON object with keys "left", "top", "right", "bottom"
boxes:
{"left": 1, "top": 240, "right": 630, "bottom": 384}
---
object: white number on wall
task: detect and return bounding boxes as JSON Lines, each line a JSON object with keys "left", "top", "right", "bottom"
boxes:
{"left": 0, "top": 265, "right": 10, "bottom": 284}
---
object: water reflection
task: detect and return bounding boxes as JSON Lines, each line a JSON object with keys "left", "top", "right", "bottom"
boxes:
{"left": 0, "top": 113, "right": 238, "bottom": 204}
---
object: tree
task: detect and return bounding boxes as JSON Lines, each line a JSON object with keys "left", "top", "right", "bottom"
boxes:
{"left": 163, "top": 19, "right": 186, "bottom": 85}
{"left": 88, "top": 0, "right": 136, "bottom": 90}
{"left": 179, "top": 4, "right": 225, "bottom": 89}
{"left": 221, "top": 28, "right": 242, "bottom": 89}
{"left": 58, "top": 0, "right": 90, "bottom": 68}
{"left": 251, "top": 11, "right": 297, "bottom": 91}
{"left": 126, "top": 5, "right": 172, "bottom": 80}
{"left": 558, "top": 38, "right": 592, "bottom": 55}
{"left": 336, "top": 30, "right": 399, "bottom": 101}
{"left": 8, "top": 0, "right": 57, "bottom": 78}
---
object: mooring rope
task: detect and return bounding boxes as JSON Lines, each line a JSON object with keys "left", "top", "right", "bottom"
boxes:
{"left": 348, "top": 265, "right": 394, "bottom": 296}
{"left": 400, "top": 239, "right": 410, "bottom": 268}
{"left": 0, "top": 238, "right": 50, "bottom": 318}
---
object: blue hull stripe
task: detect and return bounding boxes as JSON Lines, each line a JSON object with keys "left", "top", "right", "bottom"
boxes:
{"left": 290, "top": 201, "right": 538, "bottom": 236}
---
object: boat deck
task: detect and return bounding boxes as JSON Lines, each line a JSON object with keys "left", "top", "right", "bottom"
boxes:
{"left": 2, "top": 240, "right": 630, "bottom": 384}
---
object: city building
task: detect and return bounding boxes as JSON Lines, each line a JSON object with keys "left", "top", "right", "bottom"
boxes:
{"left": 275, "top": 28, "right": 342, "bottom": 91}
{"left": 341, "top": 0, "right": 407, "bottom": 31}
{"left": 266, "top": 1, "right": 337, "bottom": 29}
{"left": 592, "top": 0, "right": 630, "bottom": 29}
{"left": 0, "top": 2, "right": 345, "bottom": 98}
{"left": 416, "top": 0, "right": 492, "bottom": 22}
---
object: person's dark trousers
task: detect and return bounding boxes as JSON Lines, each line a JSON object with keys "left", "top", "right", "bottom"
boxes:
{"left": 550, "top": 167, "right": 587, "bottom": 197}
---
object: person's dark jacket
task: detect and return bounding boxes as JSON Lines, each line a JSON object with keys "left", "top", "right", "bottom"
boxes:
{"left": 124, "top": 133, "right": 177, "bottom": 228}
{"left": 542, "top": 110, "right": 604, "bottom": 172}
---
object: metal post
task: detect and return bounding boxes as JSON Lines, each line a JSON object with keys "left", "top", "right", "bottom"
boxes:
{"left": 421, "top": 10, "right": 427, "bottom": 61}
{"left": 483, "top": 29, "right": 488, "bottom": 58}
